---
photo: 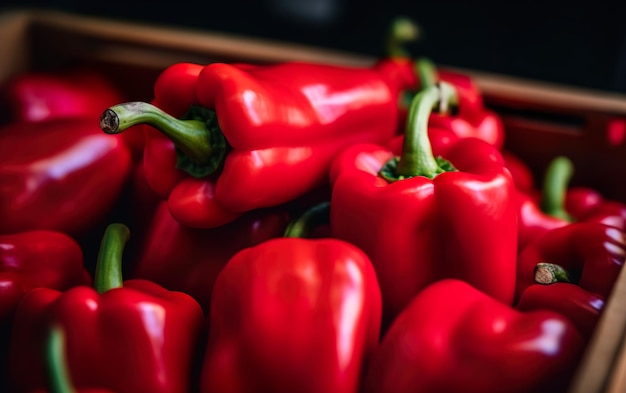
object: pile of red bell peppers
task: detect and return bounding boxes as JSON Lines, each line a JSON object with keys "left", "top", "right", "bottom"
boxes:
{"left": 1, "top": 20, "right": 625, "bottom": 393}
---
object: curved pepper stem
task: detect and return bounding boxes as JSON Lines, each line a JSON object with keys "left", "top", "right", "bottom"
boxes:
{"left": 540, "top": 155, "right": 575, "bottom": 222}
{"left": 94, "top": 223, "right": 130, "bottom": 294}
{"left": 386, "top": 16, "right": 420, "bottom": 58}
{"left": 534, "top": 262, "right": 572, "bottom": 284}
{"left": 46, "top": 325, "right": 77, "bottom": 393}
{"left": 414, "top": 57, "right": 438, "bottom": 89}
{"left": 284, "top": 201, "right": 330, "bottom": 238}
{"left": 380, "top": 83, "right": 458, "bottom": 182}
{"left": 100, "top": 102, "right": 227, "bottom": 178}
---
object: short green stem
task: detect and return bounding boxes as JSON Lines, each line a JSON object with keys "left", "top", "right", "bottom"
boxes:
{"left": 540, "top": 155, "right": 575, "bottom": 221}
{"left": 284, "top": 201, "right": 330, "bottom": 238}
{"left": 386, "top": 16, "right": 420, "bottom": 58}
{"left": 380, "top": 83, "right": 458, "bottom": 182}
{"left": 100, "top": 102, "right": 227, "bottom": 178}
{"left": 534, "top": 262, "right": 572, "bottom": 284}
{"left": 94, "top": 223, "right": 130, "bottom": 294}
{"left": 46, "top": 325, "right": 76, "bottom": 393}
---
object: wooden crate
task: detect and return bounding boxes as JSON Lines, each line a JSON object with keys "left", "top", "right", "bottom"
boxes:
{"left": 1, "top": 9, "right": 625, "bottom": 393}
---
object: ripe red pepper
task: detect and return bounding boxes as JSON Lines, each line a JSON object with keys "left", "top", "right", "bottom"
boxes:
{"left": 1, "top": 68, "right": 123, "bottom": 124}
{"left": 362, "top": 279, "right": 586, "bottom": 393}
{"left": 517, "top": 156, "right": 626, "bottom": 251}
{"left": 0, "top": 69, "right": 144, "bottom": 158}
{"left": 8, "top": 223, "right": 204, "bottom": 393}
{"left": 200, "top": 202, "right": 382, "bottom": 393}
{"left": 330, "top": 82, "right": 517, "bottom": 326}
{"left": 0, "top": 230, "right": 91, "bottom": 325}
{"left": 502, "top": 150, "right": 536, "bottom": 193}
{"left": 132, "top": 201, "right": 290, "bottom": 312}
{"left": 100, "top": 59, "right": 415, "bottom": 228}
{"left": 515, "top": 222, "right": 626, "bottom": 338}
{"left": 0, "top": 119, "right": 133, "bottom": 235}
{"left": 516, "top": 283, "right": 604, "bottom": 340}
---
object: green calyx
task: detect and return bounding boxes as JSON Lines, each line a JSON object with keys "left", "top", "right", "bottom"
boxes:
{"left": 380, "top": 82, "right": 458, "bottom": 183}
{"left": 100, "top": 102, "right": 228, "bottom": 178}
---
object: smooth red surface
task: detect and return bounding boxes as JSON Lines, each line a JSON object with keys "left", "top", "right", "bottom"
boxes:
{"left": 516, "top": 283, "right": 605, "bottom": 339}
{"left": 0, "top": 119, "right": 133, "bottom": 235}
{"left": 200, "top": 237, "right": 382, "bottom": 393}
{"left": 3, "top": 69, "right": 123, "bottom": 124}
{"left": 330, "top": 134, "right": 518, "bottom": 326}
{"left": 362, "top": 279, "right": 585, "bottom": 393}
{"left": 132, "top": 201, "right": 290, "bottom": 312}
{"left": 9, "top": 280, "right": 204, "bottom": 393}
{"left": 516, "top": 182, "right": 626, "bottom": 252}
{"left": 0, "top": 230, "right": 90, "bottom": 325}
{"left": 141, "top": 60, "right": 412, "bottom": 227}
{"left": 515, "top": 222, "right": 626, "bottom": 304}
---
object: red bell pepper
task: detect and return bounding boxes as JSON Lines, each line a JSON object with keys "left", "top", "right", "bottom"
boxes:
{"left": 502, "top": 150, "right": 536, "bottom": 193}
{"left": 514, "top": 222, "right": 626, "bottom": 338}
{"left": 330, "top": 82, "right": 517, "bottom": 326}
{"left": 132, "top": 201, "right": 290, "bottom": 312}
{"left": 8, "top": 223, "right": 204, "bottom": 393}
{"left": 100, "top": 58, "right": 415, "bottom": 228}
{"left": 0, "top": 230, "right": 90, "bottom": 325}
{"left": 1, "top": 68, "right": 123, "bottom": 124}
{"left": 384, "top": 19, "right": 505, "bottom": 149}
{"left": 362, "top": 279, "right": 586, "bottom": 393}
{"left": 199, "top": 202, "right": 382, "bottom": 393}
{"left": 0, "top": 119, "right": 133, "bottom": 235}
{"left": 517, "top": 155, "right": 626, "bottom": 251}
{"left": 516, "top": 283, "right": 604, "bottom": 340}
{"left": 0, "top": 68, "right": 144, "bottom": 158}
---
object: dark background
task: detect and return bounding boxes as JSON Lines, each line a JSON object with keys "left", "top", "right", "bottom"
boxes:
{"left": 2, "top": 0, "right": 626, "bottom": 94}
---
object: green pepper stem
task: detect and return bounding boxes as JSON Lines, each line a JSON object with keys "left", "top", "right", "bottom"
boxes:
{"left": 540, "top": 156, "right": 575, "bottom": 221}
{"left": 46, "top": 325, "right": 77, "bottom": 393}
{"left": 284, "top": 201, "right": 330, "bottom": 238}
{"left": 395, "top": 82, "right": 458, "bottom": 178}
{"left": 386, "top": 16, "right": 420, "bottom": 58}
{"left": 414, "top": 57, "right": 438, "bottom": 89}
{"left": 100, "top": 102, "right": 227, "bottom": 178}
{"left": 534, "top": 262, "right": 572, "bottom": 284}
{"left": 94, "top": 223, "right": 130, "bottom": 294}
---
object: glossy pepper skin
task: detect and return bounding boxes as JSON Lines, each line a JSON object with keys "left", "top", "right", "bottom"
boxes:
{"left": 1, "top": 68, "right": 123, "bottom": 124}
{"left": 0, "top": 69, "right": 144, "bottom": 157}
{"left": 517, "top": 156, "right": 626, "bottom": 251}
{"left": 132, "top": 201, "right": 290, "bottom": 312}
{"left": 100, "top": 59, "right": 415, "bottom": 228}
{"left": 200, "top": 236, "right": 382, "bottom": 393}
{"left": 501, "top": 150, "right": 536, "bottom": 193}
{"left": 0, "top": 119, "right": 133, "bottom": 235}
{"left": 515, "top": 222, "right": 626, "bottom": 338}
{"left": 516, "top": 283, "right": 604, "bottom": 340}
{"left": 362, "top": 279, "right": 585, "bottom": 393}
{"left": 330, "top": 83, "right": 517, "bottom": 325}
{"left": 8, "top": 224, "right": 204, "bottom": 393}
{"left": 0, "top": 230, "right": 91, "bottom": 325}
